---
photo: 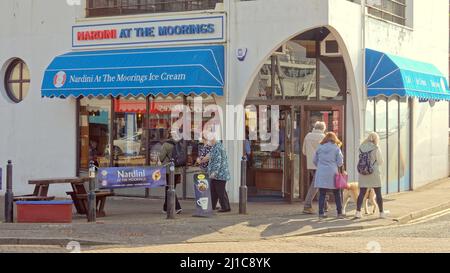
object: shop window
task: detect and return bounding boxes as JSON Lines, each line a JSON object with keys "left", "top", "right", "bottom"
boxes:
{"left": 375, "top": 98, "right": 388, "bottom": 194}
{"left": 79, "top": 98, "right": 112, "bottom": 173}
{"left": 247, "top": 41, "right": 318, "bottom": 100}
{"left": 78, "top": 94, "right": 223, "bottom": 199}
{"left": 79, "top": 95, "right": 217, "bottom": 170}
{"left": 399, "top": 98, "right": 410, "bottom": 191}
{"left": 113, "top": 96, "right": 147, "bottom": 167}
{"left": 4, "top": 59, "right": 30, "bottom": 103}
{"left": 387, "top": 98, "right": 399, "bottom": 193}
{"left": 319, "top": 57, "right": 346, "bottom": 100}
{"left": 247, "top": 34, "right": 346, "bottom": 101}
{"left": 365, "top": 99, "right": 375, "bottom": 136}
{"left": 369, "top": 96, "right": 411, "bottom": 194}
{"left": 86, "top": 0, "right": 223, "bottom": 17}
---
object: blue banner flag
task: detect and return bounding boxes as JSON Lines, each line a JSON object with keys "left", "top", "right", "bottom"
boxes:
{"left": 97, "top": 166, "right": 166, "bottom": 189}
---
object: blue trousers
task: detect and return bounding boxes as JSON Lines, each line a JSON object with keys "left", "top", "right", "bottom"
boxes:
{"left": 319, "top": 188, "right": 342, "bottom": 215}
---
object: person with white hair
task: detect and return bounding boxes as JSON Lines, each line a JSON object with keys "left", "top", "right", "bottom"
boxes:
{"left": 355, "top": 132, "right": 388, "bottom": 219}
{"left": 302, "top": 121, "right": 329, "bottom": 214}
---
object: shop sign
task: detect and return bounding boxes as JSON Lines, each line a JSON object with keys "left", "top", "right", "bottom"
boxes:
{"left": 150, "top": 101, "right": 183, "bottom": 114}
{"left": 73, "top": 14, "right": 225, "bottom": 48}
{"left": 193, "top": 173, "right": 213, "bottom": 217}
{"left": 115, "top": 99, "right": 147, "bottom": 114}
{"left": 97, "top": 166, "right": 166, "bottom": 189}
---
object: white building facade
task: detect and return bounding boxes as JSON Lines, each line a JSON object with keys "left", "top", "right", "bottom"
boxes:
{"left": 0, "top": 0, "right": 448, "bottom": 203}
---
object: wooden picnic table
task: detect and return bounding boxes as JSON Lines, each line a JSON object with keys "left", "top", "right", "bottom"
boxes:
{"left": 14, "top": 177, "right": 89, "bottom": 201}
{"left": 66, "top": 178, "right": 114, "bottom": 218}
{"left": 15, "top": 177, "right": 113, "bottom": 218}
{"left": 28, "top": 177, "right": 90, "bottom": 185}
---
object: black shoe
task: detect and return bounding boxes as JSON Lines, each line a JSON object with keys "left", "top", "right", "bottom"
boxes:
{"left": 218, "top": 208, "right": 231, "bottom": 213}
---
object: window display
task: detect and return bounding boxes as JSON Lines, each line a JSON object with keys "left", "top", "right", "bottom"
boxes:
{"left": 78, "top": 94, "right": 218, "bottom": 198}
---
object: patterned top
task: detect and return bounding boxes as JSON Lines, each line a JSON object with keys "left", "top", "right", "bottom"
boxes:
{"left": 198, "top": 143, "right": 212, "bottom": 171}
{"left": 207, "top": 141, "right": 231, "bottom": 181}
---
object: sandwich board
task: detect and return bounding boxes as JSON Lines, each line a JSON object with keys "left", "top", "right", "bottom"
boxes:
{"left": 193, "top": 173, "right": 213, "bottom": 217}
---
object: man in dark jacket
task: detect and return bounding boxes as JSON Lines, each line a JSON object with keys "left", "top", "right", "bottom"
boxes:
{"left": 159, "top": 138, "right": 182, "bottom": 214}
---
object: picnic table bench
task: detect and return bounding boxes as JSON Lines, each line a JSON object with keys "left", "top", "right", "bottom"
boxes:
{"left": 66, "top": 181, "right": 114, "bottom": 218}
{"left": 12, "top": 177, "right": 77, "bottom": 202}
{"left": 15, "top": 177, "right": 113, "bottom": 218}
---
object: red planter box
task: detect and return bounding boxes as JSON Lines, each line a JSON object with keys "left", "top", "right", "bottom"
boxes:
{"left": 16, "top": 201, "right": 73, "bottom": 223}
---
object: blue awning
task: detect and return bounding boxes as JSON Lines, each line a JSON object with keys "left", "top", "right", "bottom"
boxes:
{"left": 366, "top": 49, "right": 450, "bottom": 101}
{"left": 41, "top": 45, "right": 224, "bottom": 98}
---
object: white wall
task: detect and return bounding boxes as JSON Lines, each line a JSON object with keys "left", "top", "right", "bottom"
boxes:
{"left": 328, "top": 0, "right": 364, "bottom": 182}
{"left": 365, "top": 0, "right": 449, "bottom": 188}
{"left": 226, "top": 0, "right": 363, "bottom": 201}
{"left": 0, "top": 0, "right": 81, "bottom": 196}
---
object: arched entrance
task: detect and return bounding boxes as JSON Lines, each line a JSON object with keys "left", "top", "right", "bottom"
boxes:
{"left": 244, "top": 27, "right": 348, "bottom": 203}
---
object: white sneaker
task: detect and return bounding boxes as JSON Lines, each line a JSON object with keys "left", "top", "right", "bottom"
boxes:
{"left": 380, "top": 210, "right": 390, "bottom": 219}
{"left": 176, "top": 209, "right": 183, "bottom": 214}
{"left": 355, "top": 211, "right": 362, "bottom": 219}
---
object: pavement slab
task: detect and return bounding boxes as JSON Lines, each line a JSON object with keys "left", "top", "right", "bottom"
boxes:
{"left": 0, "top": 178, "right": 449, "bottom": 247}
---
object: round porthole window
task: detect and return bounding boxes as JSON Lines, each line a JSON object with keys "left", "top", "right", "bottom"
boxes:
{"left": 4, "top": 58, "right": 30, "bottom": 103}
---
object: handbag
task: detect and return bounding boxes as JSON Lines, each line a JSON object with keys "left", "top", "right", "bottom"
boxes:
{"left": 335, "top": 168, "right": 348, "bottom": 189}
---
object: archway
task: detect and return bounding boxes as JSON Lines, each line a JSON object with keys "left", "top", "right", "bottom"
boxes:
{"left": 243, "top": 27, "right": 354, "bottom": 203}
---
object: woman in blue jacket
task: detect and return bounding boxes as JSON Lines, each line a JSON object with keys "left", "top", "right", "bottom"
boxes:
{"left": 313, "top": 132, "right": 345, "bottom": 219}
{"left": 207, "top": 138, "right": 231, "bottom": 213}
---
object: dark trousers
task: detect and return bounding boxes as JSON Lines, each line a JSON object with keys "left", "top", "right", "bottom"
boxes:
{"left": 319, "top": 188, "right": 342, "bottom": 215}
{"left": 356, "top": 187, "right": 384, "bottom": 213}
{"left": 164, "top": 174, "right": 182, "bottom": 211}
{"left": 211, "top": 179, "right": 230, "bottom": 210}
{"left": 308, "top": 170, "right": 316, "bottom": 185}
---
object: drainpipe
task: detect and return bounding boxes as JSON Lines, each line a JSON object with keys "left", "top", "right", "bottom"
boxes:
{"left": 361, "top": 0, "right": 366, "bottom": 128}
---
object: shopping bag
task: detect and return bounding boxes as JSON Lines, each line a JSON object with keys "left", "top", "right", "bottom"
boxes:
{"left": 335, "top": 171, "right": 348, "bottom": 189}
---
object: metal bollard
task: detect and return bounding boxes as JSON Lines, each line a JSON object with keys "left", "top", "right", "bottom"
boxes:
{"left": 87, "top": 161, "right": 96, "bottom": 222}
{"left": 4, "top": 160, "right": 14, "bottom": 223}
{"left": 166, "top": 160, "right": 176, "bottom": 219}
{"left": 239, "top": 156, "right": 248, "bottom": 214}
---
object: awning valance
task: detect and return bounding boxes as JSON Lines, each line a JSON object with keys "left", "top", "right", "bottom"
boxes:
{"left": 41, "top": 45, "right": 224, "bottom": 98}
{"left": 366, "top": 49, "right": 450, "bottom": 101}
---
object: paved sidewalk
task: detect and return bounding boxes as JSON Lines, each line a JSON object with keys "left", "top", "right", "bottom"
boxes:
{"left": 0, "top": 177, "right": 449, "bottom": 247}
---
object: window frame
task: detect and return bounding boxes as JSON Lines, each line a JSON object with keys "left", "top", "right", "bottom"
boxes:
{"left": 86, "top": 0, "right": 222, "bottom": 18}
{"left": 367, "top": 0, "right": 407, "bottom": 26}
{"left": 4, "top": 58, "right": 31, "bottom": 103}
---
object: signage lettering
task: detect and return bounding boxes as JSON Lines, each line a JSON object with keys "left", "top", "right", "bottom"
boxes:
{"left": 158, "top": 24, "right": 214, "bottom": 36}
{"left": 66, "top": 73, "right": 188, "bottom": 85}
{"left": 98, "top": 166, "right": 166, "bottom": 189}
{"left": 77, "top": 24, "right": 216, "bottom": 41}
{"left": 72, "top": 15, "right": 225, "bottom": 48}
{"left": 77, "top": 29, "right": 117, "bottom": 41}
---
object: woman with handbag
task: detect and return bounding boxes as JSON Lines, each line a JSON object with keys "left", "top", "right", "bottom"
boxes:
{"left": 313, "top": 132, "right": 345, "bottom": 219}
{"left": 355, "top": 132, "right": 388, "bottom": 219}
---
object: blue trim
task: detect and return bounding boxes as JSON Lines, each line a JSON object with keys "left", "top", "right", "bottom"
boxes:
{"left": 366, "top": 49, "right": 450, "bottom": 101}
{"left": 72, "top": 15, "right": 225, "bottom": 48}
{"left": 16, "top": 201, "right": 73, "bottom": 205}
